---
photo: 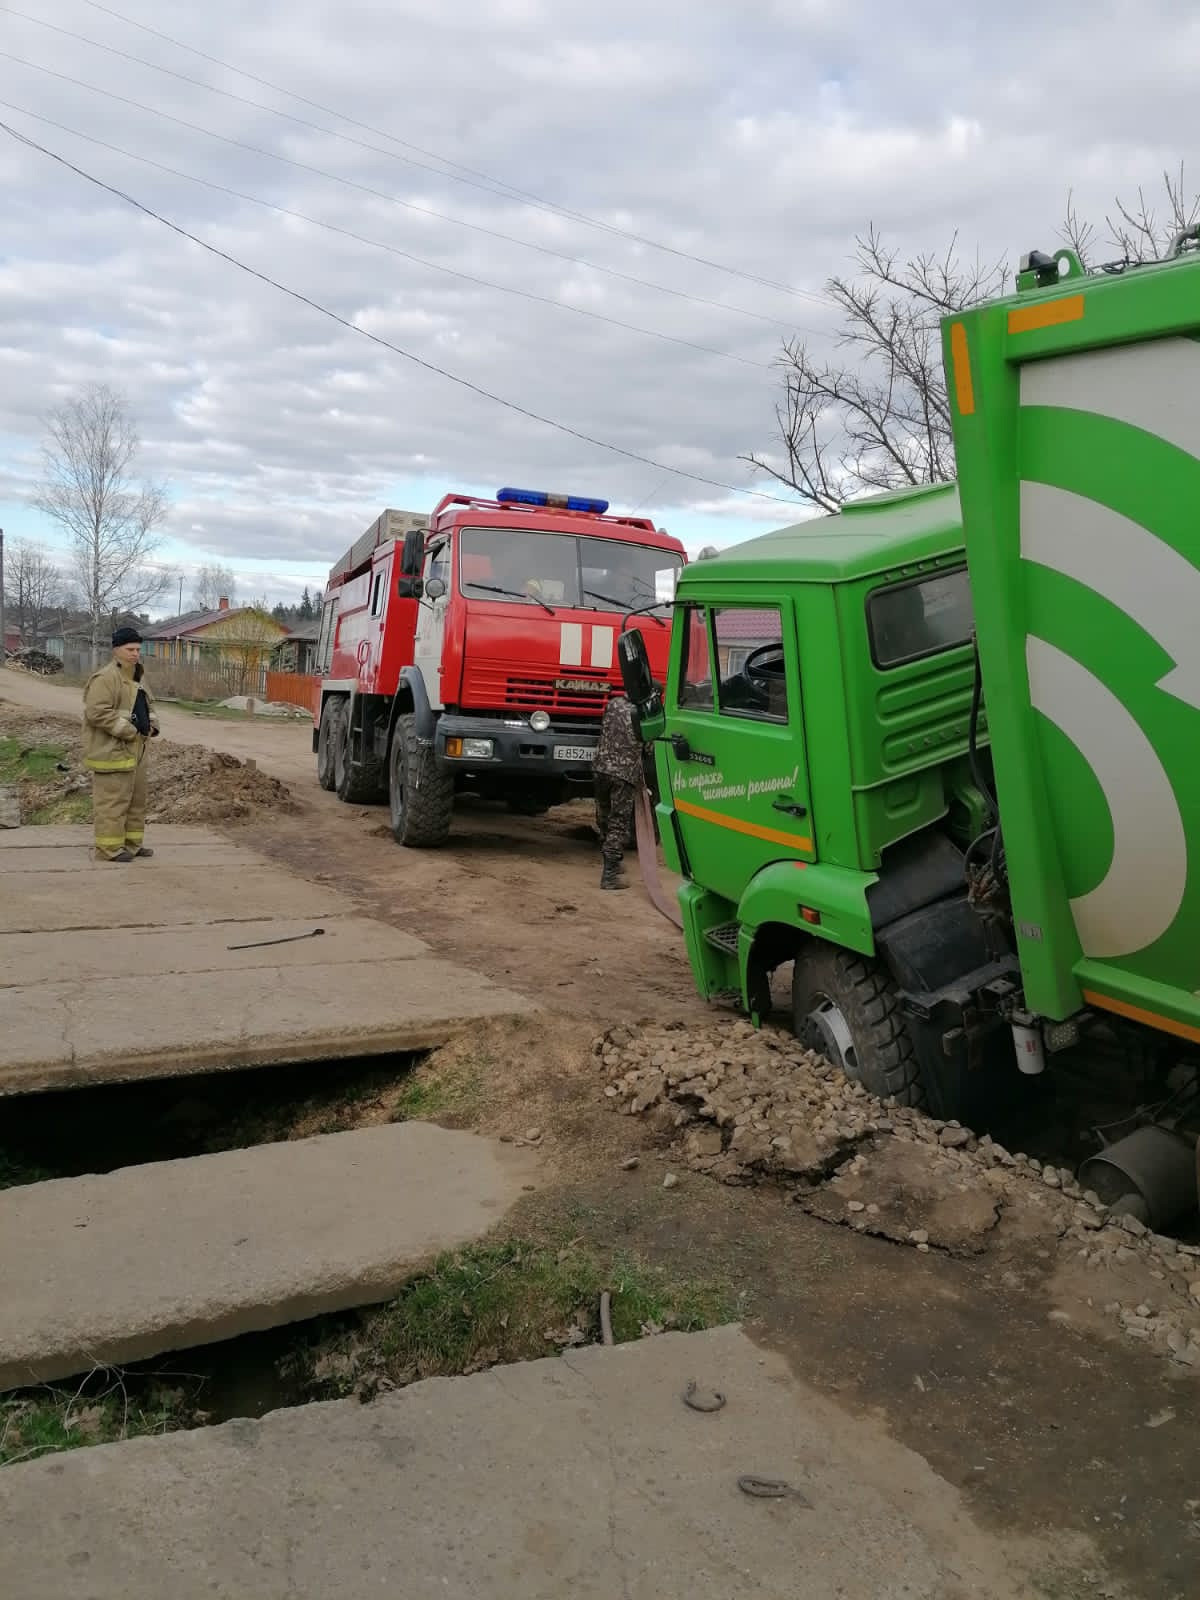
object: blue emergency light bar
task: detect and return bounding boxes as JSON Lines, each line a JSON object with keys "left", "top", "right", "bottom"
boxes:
{"left": 496, "top": 487, "right": 610, "bottom": 515}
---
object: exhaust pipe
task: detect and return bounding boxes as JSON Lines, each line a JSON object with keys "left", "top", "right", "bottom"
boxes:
{"left": 1078, "top": 1124, "right": 1199, "bottom": 1233}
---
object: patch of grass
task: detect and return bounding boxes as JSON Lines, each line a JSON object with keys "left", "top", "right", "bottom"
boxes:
{"left": 390, "top": 1056, "right": 484, "bottom": 1123}
{"left": 288, "top": 1236, "right": 744, "bottom": 1400}
{"left": 1, "top": 1375, "right": 201, "bottom": 1468}
{"left": 0, "top": 735, "right": 68, "bottom": 783}
{"left": 0, "top": 736, "right": 90, "bottom": 825}
{"left": 27, "top": 793, "right": 91, "bottom": 825}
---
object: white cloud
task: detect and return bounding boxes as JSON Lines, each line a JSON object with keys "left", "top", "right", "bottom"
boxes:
{"left": 0, "top": 0, "right": 1195, "bottom": 602}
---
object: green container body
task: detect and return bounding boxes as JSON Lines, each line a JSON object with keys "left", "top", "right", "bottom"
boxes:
{"left": 942, "top": 249, "right": 1200, "bottom": 1046}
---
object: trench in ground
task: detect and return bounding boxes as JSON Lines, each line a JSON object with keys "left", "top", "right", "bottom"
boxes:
{"left": 0, "top": 1050, "right": 741, "bottom": 1467}
{"left": 0, "top": 1051, "right": 431, "bottom": 1186}
{"left": 3, "top": 1020, "right": 1197, "bottom": 1468}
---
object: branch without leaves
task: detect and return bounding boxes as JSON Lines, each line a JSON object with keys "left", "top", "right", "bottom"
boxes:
{"left": 742, "top": 226, "right": 1006, "bottom": 511}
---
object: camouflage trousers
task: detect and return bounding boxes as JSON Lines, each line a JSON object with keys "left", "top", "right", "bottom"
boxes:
{"left": 595, "top": 775, "right": 636, "bottom": 861}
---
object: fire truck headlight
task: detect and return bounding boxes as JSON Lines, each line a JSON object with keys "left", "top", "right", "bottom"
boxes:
{"left": 461, "top": 737, "right": 495, "bottom": 760}
{"left": 529, "top": 710, "right": 551, "bottom": 733}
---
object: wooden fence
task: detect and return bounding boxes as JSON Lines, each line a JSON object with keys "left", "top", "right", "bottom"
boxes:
{"left": 265, "top": 671, "right": 318, "bottom": 713}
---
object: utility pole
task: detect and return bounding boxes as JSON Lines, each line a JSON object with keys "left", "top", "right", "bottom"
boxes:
{"left": 0, "top": 528, "right": 6, "bottom": 669}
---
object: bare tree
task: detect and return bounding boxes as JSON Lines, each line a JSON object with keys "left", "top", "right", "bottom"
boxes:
{"left": 742, "top": 228, "right": 1006, "bottom": 511}
{"left": 1063, "top": 164, "right": 1200, "bottom": 266}
{"left": 8, "top": 539, "right": 64, "bottom": 647}
{"left": 747, "top": 170, "right": 1199, "bottom": 511}
{"left": 192, "top": 563, "right": 237, "bottom": 612}
{"left": 33, "top": 384, "right": 170, "bottom": 666}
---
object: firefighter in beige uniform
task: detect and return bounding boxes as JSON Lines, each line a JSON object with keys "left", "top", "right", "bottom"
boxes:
{"left": 83, "top": 625, "right": 160, "bottom": 862}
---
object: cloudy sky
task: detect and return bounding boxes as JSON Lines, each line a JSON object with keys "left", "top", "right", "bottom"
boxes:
{"left": 1, "top": 0, "right": 1195, "bottom": 611}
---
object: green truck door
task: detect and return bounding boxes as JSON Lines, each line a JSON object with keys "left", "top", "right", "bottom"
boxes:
{"left": 664, "top": 601, "right": 816, "bottom": 904}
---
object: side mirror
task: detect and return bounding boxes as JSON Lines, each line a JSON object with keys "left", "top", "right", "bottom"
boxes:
{"left": 400, "top": 528, "right": 425, "bottom": 576}
{"left": 424, "top": 576, "right": 447, "bottom": 601}
{"left": 618, "top": 628, "right": 653, "bottom": 703}
{"left": 397, "top": 575, "right": 425, "bottom": 600}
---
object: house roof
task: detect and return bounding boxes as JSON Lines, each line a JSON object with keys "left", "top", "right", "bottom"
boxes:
{"left": 712, "top": 609, "right": 779, "bottom": 641}
{"left": 143, "top": 606, "right": 285, "bottom": 640}
{"left": 284, "top": 619, "right": 321, "bottom": 641}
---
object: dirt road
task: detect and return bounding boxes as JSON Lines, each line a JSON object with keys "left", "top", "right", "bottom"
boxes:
{"left": 6, "top": 664, "right": 1199, "bottom": 1597}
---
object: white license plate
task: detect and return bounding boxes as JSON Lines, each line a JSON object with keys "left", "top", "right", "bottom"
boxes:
{"left": 553, "top": 745, "right": 594, "bottom": 762}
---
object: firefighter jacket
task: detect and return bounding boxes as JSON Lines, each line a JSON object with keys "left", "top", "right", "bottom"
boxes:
{"left": 593, "top": 695, "right": 643, "bottom": 786}
{"left": 82, "top": 659, "right": 159, "bottom": 772}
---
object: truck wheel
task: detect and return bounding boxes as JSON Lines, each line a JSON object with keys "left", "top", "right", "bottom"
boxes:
{"left": 389, "top": 713, "right": 453, "bottom": 847}
{"left": 792, "top": 946, "right": 925, "bottom": 1108}
{"left": 316, "top": 697, "right": 342, "bottom": 791}
{"left": 334, "top": 705, "right": 386, "bottom": 804}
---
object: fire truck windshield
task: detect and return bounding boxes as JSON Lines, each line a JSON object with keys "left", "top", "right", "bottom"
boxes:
{"left": 458, "top": 528, "right": 681, "bottom": 615}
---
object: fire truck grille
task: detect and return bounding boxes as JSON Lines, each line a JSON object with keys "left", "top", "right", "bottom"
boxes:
{"left": 464, "top": 665, "right": 613, "bottom": 718}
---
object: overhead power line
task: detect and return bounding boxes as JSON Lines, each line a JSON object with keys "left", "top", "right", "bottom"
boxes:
{"left": 60, "top": 0, "right": 828, "bottom": 303}
{"left": 1, "top": 120, "right": 803, "bottom": 507}
{"left": 0, "top": 50, "right": 816, "bottom": 338}
{"left": 0, "top": 101, "right": 773, "bottom": 372}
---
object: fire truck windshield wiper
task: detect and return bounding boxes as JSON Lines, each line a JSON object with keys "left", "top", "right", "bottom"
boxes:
{"left": 469, "top": 583, "right": 556, "bottom": 615}
{"left": 583, "top": 588, "right": 666, "bottom": 625}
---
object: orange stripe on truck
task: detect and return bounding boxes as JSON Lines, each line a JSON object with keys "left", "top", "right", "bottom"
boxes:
{"left": 949, "top": 323, "right": 975, "bottom": 415}
{"left": 1081, "top": 989, "right": 1200, "bottom": 1045}
{"left": 674, "top": 797, "right": 812, "bottom": 853}
{"left": 1007, "top": 294, "right": 1085, "bottom": 335}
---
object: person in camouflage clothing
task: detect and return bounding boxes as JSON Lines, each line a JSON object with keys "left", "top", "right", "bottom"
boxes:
{"left": 593, "top": 691, "right": 644, "bottom": 890}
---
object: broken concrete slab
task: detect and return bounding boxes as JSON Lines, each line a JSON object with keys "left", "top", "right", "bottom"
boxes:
{"left": 0, "top": 784, "right": 20, "bottom": 828}
{"left": 0, "top": 918, "right": 428, "bottom": 989}
{"left": 0, "top": 826, "right": 534, "bottom": 1093}
{"left": 0, "top": 1122, "right": 539, "bottom": 1390}
{"left": 1, "top": 1325, "right": 1028, "bottom": 1600}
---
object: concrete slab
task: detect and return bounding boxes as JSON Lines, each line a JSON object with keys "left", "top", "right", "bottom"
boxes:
{"left": 0, "top": 823, "right": 218, "bottom": 848}
{"left": 0, "top": 824, "right": 534, "bottom": 1092}
{"left": 0, "top": 918, "right": 429, "bottom": 989}
{"left": 0, "top": 863, "right": 349, "bottom": 932}
{"left": 0, "top": 1123, "right": 540, "bottom": 1390}
{"left": 0, "top": 1325, "right": 1023, "bottom": 1599}
{"left": 0, "top": 841, "right": 248, "bottom": 872}
{"left": 0, "top": 956, "right": 531, "bottom": 1094}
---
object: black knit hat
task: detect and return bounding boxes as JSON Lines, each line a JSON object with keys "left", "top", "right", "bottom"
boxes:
{"left": 111, "top": 625, "right": 143, "bottom": 648}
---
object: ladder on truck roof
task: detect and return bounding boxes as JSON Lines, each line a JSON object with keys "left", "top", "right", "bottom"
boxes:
{"left": 327, "top": 509, "right": 430, "bottom": 584}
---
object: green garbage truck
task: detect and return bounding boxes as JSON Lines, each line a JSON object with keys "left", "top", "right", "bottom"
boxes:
{"left": 619, "top": 232, "right": 1200, "bottom": 1222}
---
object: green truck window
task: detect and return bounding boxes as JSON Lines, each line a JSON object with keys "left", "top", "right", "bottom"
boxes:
{"left": 677, "top": 606, "right": 714, "bottom": 709}
{"left": 714, "top": 607, "right": 788, "bottom": 721}
{"left": 867, "top": 568, "right": 973, "bottom": 669}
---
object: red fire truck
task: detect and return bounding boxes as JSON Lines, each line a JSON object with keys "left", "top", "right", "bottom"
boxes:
{"left": 313, "top": 488, "right": 685, "bottom": 846}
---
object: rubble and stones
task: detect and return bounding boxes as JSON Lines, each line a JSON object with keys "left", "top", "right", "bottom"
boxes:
{"left": 592, "top": 1018, "right": 1200, "bottom": 1371}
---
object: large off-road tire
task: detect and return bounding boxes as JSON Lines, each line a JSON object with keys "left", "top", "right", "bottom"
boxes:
{"left": 316, "top": 696, "right": 342, "bottom": 791}
{"left": 792, "top": 944, "right": 925, "bottom": 1108}
{"left": 389, "top": 713, "right": 454, "bottom": 847}
{"left": 334, "top": 702, "right": 386, "bottom": 804}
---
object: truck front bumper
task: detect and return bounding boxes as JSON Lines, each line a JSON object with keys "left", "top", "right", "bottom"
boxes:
{"left": 434, "top": 715, "right": 597, "bottom": 782}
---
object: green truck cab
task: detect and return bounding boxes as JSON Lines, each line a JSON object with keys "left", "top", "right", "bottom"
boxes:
{"left": 621, "top": 231, "right": 1200, "bottom": 1140}
{"left": 622, "top": 483, "right": 1002, "bottom": 1117}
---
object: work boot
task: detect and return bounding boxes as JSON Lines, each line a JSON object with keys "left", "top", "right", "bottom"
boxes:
{"left": 102, "top": 849, "right": 135, "bottom": 863}
{"left": 600, "top": 854, "right": 626, "bottom": 891}
{"left": 131, "top": 846, "right": 154, "bottom": 858}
